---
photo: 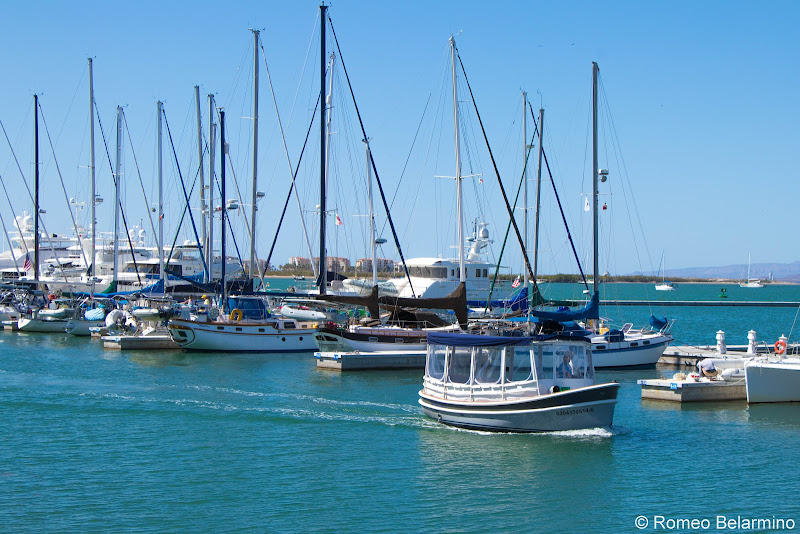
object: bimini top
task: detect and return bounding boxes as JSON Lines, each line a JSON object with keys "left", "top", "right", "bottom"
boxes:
{"left": 427, "top": 331, "right": 589, "bottom": 348}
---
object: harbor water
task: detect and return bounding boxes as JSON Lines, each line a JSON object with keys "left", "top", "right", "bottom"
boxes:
{"left": 2, "top": 282, "right": 800, "bottom": 532}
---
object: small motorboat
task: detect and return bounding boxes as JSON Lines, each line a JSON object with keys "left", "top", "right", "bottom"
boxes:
{"left": 419, "top": 331, "right": 620, "bottom": 432}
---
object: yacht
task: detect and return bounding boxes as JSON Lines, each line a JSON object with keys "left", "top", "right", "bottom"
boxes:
{"left": 342, "top": 222, "right": 505, "bottom": 304}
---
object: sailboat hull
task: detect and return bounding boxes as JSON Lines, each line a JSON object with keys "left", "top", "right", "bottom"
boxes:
{"left": 168, "top": 318, "right": 318, "bottom": 352}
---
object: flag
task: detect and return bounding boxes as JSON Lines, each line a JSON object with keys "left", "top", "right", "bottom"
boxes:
{"left": 584, "top": 196, "right": 590, "bottom": 212}
{"left": 602, "top": 203, "right": 608, "bottom": 211}
{"left": 479, "top": 177, "right": 483, "bottom": 184}
{"left": 22, "top": 254, "right": 32, "bottom": 271}
{"left": 511, "top": 275, "right": 521, "bottom": 288}
{"left": 335, "top": 214, "right": 343, "bottom": 226}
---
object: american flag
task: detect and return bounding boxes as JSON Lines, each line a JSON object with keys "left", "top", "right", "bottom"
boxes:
{"left": 511, "top": 275, "right": 521, "bottom": 288}
{"left": 22, "top": 254, "right": 32, "bottom": 271}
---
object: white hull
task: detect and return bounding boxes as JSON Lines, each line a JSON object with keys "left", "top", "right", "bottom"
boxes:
{"left": 745, "top": 359, "right": 800, "bottom": 403}
{"left": 654, "top": 283, "right": 675, "bottom": 291}
{"left": 591, "top": 334, "right": 672, "bottom": 368}
{"left": 17, "top": 317, "right": 71, "bottom": 333}
{"left": 66, "top": 319, "right": 107, "bottom": 336}
{"left": 168, "top": 318, "right": 318, "bottom": 352}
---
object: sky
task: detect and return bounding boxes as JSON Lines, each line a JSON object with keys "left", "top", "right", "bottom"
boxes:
{"left": 0, "top": 1, "right": 797, "bottom": 278}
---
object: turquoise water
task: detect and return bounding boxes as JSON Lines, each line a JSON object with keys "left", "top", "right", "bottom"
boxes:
{"left": 2, "top": 283, "right": 800, "bottom": 532}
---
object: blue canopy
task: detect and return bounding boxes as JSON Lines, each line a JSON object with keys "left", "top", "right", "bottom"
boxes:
{"left": 530, "top": 293, "right": 599, "bottom": 321}
{"left": 467, "top": 286, "right": 528, "bottom": 312}
{"left": 427, "top": 332, "right": 537, "bottom": 347}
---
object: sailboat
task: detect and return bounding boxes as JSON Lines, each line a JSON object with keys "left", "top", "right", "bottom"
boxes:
{"left": 739, "top": 253, "right": 764, "bottom": 288}
{"left": 521, "top": 63, "right": 672, "bottom": 368}
{"left": 654, "top": 252, "right": 675, "bottom": 291}
{"left": 168, "top": 28, "right": 319, "bottom": 353}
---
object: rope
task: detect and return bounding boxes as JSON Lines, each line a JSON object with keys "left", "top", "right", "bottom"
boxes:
{"left": 37, "top": 101, "right": 90, "bottom": 269}
{"left": 94, "top": 101, "right": 142, "bottom": 285}
{"left": 161, "top": 107, "right": 209, "bottom": 278}
{"left": 121, "top": 110, "right": 159, "bottom": 249}
{"left": 328, "top": 14, "right": 416, "bottom": 297}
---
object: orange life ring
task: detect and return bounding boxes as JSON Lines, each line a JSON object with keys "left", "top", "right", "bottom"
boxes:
{"left": 229, "top": 309, "right": 243, "bottom": 322}
{"left": 47, "top": 293, "right": 57, "bottom": 301}
{"left": 775, "top": 340, "right": 787, "bottom": 355}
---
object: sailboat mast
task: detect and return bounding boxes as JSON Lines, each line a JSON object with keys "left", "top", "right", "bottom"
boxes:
{"left": 220, "top": 110, "right": 227, "bottom": 310}
{"left": 88, "top": 58, "right": 96, "bottom": 292}
{"left": 522, "top": 91, "right": 528, "bottom": 288}
{"left": 157, "top": 101, "right": 165, "bottom": 290}
{"left": 207, "top": 94, "right": 215, "bottom": 282}
{"left": 449, "top": 36, "right": 464, "bottom": 283}
{"left": 318, "top": 3, "right": 328, "bottom": 294}
{"left": 592, "top": 61, "right": 599, "bottom": 299}
{"left": 250, "top": 29, "right": 260, "bottom": 284}
{"left": 33, "top": 94, "right": 40, "bottom": 282}
{"left": 533, "top": 107, "right": 544, "bottom": 282}
{"left": 113, "top": 105, "right": 122, "bottom": 284}
{"left": 195, "top": 86, "right": 207, "bottom": 283}
{"left": 365, "top": 139, "right": 377, "bottom": 286}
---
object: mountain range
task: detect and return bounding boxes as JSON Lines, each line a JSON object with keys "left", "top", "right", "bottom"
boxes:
{"left": 633, "top": 261, "right": 800, "bottom": 282}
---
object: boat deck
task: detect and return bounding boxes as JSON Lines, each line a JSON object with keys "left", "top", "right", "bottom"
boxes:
{"left": 102, "top": 334, "right": 179, "bottom": 350}
{"left": 315, "top": 350, "right": 427, "bottom": 371}
{"left": 638, "top": 377, "right": 746, "bottom": 402}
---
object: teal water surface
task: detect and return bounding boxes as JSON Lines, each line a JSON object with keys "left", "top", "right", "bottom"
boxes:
{"left": 2, "top": 283, "right": 800, "bottom": 532}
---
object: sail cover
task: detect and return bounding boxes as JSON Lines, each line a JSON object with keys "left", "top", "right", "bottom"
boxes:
{"left": 530, "top": 293, "right": 599, "bottom": 321}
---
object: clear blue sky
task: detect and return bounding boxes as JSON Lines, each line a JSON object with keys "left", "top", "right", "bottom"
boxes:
{"left": 1, "top": 1, "right": 797, "bottom": 277}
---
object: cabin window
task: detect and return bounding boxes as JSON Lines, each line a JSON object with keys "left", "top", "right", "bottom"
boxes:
{"left": 446, "top": 347, "right": 472, "bottom": 385}
{"left": 630, "top": 342, "right": 638, "bottom": 347}
{"left": 258, "top": 328, "right": 265, "bottom": 333}
{"left": 507, "top": 347, "right": 533, "bottom": 382}
{"left": 643, "top": 340, "right": 650, "bottom": 345}
{"left": 235, "top": 327, "right": 242, "bottom": 332}
{"left": 545, "top": 344, "right": 592, "bottom": 380}
{"left": 451, "top": 269, "right": 455, "bottom": 277}
{"left": 475, "top": 268, "right": 480, "bottom": 278}
{"left": 427, "top": 345, "right": 447, "bottom": 380}
{"left": 473, "top": 347, "right": 502, "bottom": 384}
{"left": 284, "top": 322, "right": 296, "bottom": 329}
{"left": 483, "top": 269, "right": 488, "bottom": 278}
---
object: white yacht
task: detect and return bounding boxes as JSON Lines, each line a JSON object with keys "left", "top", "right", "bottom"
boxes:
{"left": 343, "top": 222, "right": 502, "bottom": 303}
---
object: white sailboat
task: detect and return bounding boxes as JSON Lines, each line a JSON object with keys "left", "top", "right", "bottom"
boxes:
{"left": 654, "top": 252, "right": 675, "bottom": 291}
{"left": 739, "top": 253, "right": 764, "bottom": 288}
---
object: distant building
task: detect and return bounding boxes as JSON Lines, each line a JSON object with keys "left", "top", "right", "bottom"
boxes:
{"left": 288, "top": 257, "right": 313, "bottom": 269}
{"left": 356, "top": 258, "right": 394, "bottom": 273}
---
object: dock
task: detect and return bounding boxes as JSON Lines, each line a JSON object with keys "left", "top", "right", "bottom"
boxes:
{"left": 573, "top": 300, "right": 800, "bottom": 308}
{"left": 638, "top": 377, "right": 746, "bottom": 402}
{"left": 315, "top": 350, "right": 427, "bottom": 371}
{"left": 102, "top": 334, "right": 179, "bottom": 350}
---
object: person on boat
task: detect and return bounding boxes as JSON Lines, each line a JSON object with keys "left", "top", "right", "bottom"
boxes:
{"left": 697, "top": 359, "right": 719, "bottom": 379}
{"left": 557, "top": 353, "right": 575, "bottom": 378}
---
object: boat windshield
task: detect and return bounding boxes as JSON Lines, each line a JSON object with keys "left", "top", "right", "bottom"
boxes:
{"left": 543, "top": 344, "right": 593, "bottom": 380}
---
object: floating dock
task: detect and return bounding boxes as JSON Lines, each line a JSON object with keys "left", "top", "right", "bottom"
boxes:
{"left": 638, "top": 377, "right": 746, "bottom": 402}
{"left": 597, "top": 300, "right": 800, "bottom": 307}
{"left": 315, "top": 350, "right": 426, "bottom": 371}
{"left": 102, "top": 334, "right": 179, "bottom": 350}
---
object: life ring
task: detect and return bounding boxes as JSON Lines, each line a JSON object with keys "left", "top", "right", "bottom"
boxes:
{"left": 775, "top": 340, "right": 787, "bottom": 355}
{"left": 229, "top": 309, "right": 243, "bottom": 322}
{"left": 47, "top": 293, "right": 57, "bottom": 301}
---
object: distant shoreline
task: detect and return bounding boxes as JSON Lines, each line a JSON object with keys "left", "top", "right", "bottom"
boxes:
{"left": 254, "top": 273, "right": 798, "bottom": 285}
